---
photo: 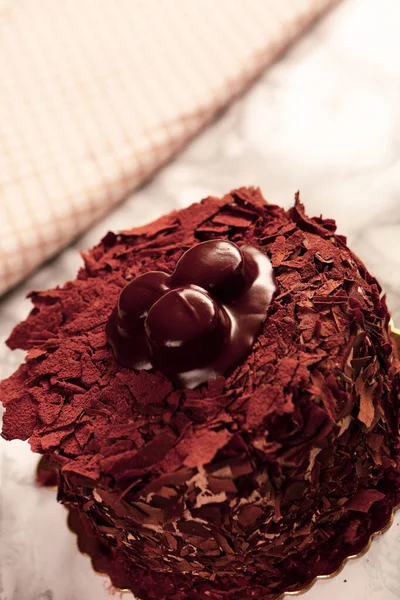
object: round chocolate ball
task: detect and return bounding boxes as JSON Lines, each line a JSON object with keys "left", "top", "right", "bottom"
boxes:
{"left": 118, "top": 271, "right": 169, "bottom": 332}
{"left": 171, "top": 240, "right": 247, "bottom": 298}
{"left": 145, "top": 286, "right": 228, "bottom": 373}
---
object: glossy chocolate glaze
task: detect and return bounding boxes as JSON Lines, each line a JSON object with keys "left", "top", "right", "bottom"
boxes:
{"left": 107, "top": 240, "right": 275, "bottom": 387}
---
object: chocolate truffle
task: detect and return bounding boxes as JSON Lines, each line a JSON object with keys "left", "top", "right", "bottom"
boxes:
{"left": 1, "top": 188, "right": 400, "bottom": 600}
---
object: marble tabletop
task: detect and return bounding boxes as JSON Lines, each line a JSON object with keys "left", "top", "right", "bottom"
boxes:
{"left": 1, "top": 0, "right": 400, "bottom": 599}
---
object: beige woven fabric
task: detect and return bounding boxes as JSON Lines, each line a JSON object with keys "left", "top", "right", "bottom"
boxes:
{"left": 0, "top": 0, "right": 338, "bottom": 295}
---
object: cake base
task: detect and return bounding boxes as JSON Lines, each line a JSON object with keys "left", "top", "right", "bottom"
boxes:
{"left": 67, "top": 503, "right": 400, "bottom": 600}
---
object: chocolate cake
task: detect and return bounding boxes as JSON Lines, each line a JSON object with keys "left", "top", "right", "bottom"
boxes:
{"left": 1, "top": 187, "right": 400, "bottom": 600}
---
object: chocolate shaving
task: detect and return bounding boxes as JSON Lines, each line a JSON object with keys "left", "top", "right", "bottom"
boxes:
{"left": 1, "top": 187, "right": 399, "bottom": 600}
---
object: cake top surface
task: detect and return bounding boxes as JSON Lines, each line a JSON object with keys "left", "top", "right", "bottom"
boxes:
{"left": 0, "top": 187, "right": 397, "bottom": 494}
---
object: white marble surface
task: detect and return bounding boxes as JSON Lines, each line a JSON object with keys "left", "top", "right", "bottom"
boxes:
{"left": 1, "top": 0, "right": 400, "bottom": 598}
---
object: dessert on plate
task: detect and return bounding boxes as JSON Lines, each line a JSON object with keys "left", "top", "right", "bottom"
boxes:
{"left": 1, "top": 187, "right": 399, "bottom": 600}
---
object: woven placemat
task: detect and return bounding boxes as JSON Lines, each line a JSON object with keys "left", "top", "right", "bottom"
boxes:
{"left": 0, "top": 0, "right": 339, "bottom": 295}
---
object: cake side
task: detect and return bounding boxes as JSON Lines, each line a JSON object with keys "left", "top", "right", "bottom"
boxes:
{"left": 1, "top": 187, "right": 399, "bottom": 600}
